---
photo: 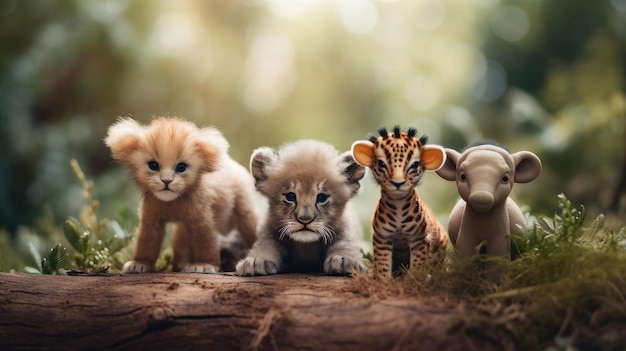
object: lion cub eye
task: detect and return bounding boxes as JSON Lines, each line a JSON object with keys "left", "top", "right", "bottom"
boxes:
{"left": 284, "top": 192, "right": 297, "bottom": 203}
{"left": 175, "top": 163, "right": 187, "bottom": 173}
{"left": 316, "top": 193, "right": 329, "bottom": 204}
{"left": 148, "top": 161, "right": 160, "bottom": 171}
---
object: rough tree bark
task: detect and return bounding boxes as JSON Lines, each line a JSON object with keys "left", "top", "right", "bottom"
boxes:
{"left": 0, "top": 272, "right": 491, "bottom": 351}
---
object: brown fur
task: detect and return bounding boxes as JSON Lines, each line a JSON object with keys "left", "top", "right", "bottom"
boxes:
{"left": 104, "top": 117, "right": 259, "bottom": 273}
{"left": 236, "top": 140, "right": 367, "bottom": 276}
{"left": 352, "top": 128, "right": 448, "bottom": 279}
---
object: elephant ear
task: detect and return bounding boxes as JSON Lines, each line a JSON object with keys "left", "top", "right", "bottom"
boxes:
{"left": 435, "top": 148, "right": 461, "bottom": 181}
{"left": 512, "top": 151, "right": 542, "bottom": 183}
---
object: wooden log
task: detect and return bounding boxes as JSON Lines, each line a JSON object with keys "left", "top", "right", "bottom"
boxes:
{"left": 0, "top": 272, "right": 491, "bottom": 351}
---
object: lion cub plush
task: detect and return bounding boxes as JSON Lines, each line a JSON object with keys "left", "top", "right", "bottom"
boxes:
{"left": 105, "top": 117, "right": 259, "bottom": 273}
{"left": 236, "top": 139, "right": 367, "bottom": 276}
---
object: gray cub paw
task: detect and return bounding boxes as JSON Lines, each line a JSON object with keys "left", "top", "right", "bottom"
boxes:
{"left": 181, "top": 264, "right": 218, "bottom": 274}
{"left": 236, "top": 257, "right": 279, "bottom": 276}
{"left": 122, "top": 260, "right": 154, "bottom": 274}
{"left": 324, "top": 255, "right": 367, "bottom": 276}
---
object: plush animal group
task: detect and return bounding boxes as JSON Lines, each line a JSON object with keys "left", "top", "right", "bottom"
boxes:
{"left": 105, "top": 117, "right": 541, "bottom": 279}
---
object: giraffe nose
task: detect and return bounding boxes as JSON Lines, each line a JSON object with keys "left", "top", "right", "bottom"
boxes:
{"left": 391, "top": 180, "right": 406, "bottom": 189}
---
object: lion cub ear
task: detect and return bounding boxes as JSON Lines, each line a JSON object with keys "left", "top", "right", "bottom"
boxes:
{"left": 250, "top": 147, "right": 279, "bottom": 193}
{"left": 338, "top": 151, "right": 366, "bottom": 197}
{"left": 104, "top": 118, "right": 145, "bottom": 165}
{"left": 195, "top": 127, "right": 229, "bottom": 173}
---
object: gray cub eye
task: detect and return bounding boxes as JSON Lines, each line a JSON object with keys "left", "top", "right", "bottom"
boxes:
{"left": 284, "top": 192, "right": 296, "bottom": 202}
{"left": 316, "top": 193, "right": 329, "bottom": 203}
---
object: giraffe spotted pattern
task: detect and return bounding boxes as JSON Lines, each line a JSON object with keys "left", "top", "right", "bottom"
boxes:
{"left": 352, "top": 126, "right": 448, "bottom": 278}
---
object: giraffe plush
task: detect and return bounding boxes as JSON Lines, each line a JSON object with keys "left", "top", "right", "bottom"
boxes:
{"left": 352, "top": 126, "right": 448, "bottom": 278}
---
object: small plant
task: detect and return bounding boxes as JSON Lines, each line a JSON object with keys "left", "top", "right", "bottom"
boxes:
{"left": 25, "top": 159, "right": 135, "bottom": 274}
{"left": 62, "top": 159, "right": 133, "bottom": 272}
{"left": 62, "top": 216, "right": 118, "bottom": 272}
{"left": 24, "top": 243, "right": 69, "bottom": 274}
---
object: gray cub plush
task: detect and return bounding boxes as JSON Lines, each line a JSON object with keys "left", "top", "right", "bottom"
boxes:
{"left": 236, "top": 139, "right": 367, "bottom": 276}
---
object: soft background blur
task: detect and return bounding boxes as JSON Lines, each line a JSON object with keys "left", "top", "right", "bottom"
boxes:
{"left": 1, "top": 0, "right": 625, "bottom": 270}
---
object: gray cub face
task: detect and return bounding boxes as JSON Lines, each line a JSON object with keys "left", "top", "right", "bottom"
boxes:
{"left": 250, "top": 140, "right": 365, "bottom": 244}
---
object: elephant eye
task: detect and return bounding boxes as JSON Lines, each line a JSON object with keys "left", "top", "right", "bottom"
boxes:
{"left": 284, "top": 192, "right": 297, "bottom": 203}
{"left": 501, "top": 175, "right": 510, "bottom": 183}
{"left": 459, "top": 173, "right": 467, "bottom": 182}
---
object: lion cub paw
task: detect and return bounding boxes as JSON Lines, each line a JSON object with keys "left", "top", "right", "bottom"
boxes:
{"left": 122, "top": 260, "right": 154, "bottom": 274}
{"left": 324, "top": 255, "right": 367, "bottom": 276}
{"left": 236, "top": 257, "right": 279, "bottom": 276}
{"left": 181, "top": 264, "right": 218, "bottom": 274}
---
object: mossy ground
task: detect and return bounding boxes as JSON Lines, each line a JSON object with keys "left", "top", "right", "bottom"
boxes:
{"left": 352, "top": 194, "right": 626, "bottom": 350}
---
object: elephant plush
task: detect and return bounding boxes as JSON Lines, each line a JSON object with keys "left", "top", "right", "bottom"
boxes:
{"left": 436, "top": 142, "right": 542, "bottom": 260}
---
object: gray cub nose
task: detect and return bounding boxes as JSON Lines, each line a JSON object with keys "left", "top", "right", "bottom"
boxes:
{"left": 297, "top": 215, "right": 314, "bottom": 224}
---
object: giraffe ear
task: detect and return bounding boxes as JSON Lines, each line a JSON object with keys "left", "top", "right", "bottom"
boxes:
{"left": 421, "top": 145, "right": 446, "bottom": 171}
{"left": 351, "top": 141, "right": 375, "bottom": 167}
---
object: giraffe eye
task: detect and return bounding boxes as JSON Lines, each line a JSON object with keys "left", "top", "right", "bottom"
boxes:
{"left": 377, "top": 160, "right": 387, "bottom": 169}
{"left": 409, "top": 161, "right": 420, "bottom": 170}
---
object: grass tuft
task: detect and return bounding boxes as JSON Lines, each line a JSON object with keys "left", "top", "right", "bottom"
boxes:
{"left": 353, "top": 194, "right": 626, "bottom": 349}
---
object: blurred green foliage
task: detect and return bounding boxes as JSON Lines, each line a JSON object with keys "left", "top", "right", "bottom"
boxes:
{"left": 0, "top": 0, "right": 625, "bottom": 270}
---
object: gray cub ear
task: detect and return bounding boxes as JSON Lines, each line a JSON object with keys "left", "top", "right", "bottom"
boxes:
{"left": 250, "top": 147, "right": 279, "bottom": 191}
{"left": 338, "top": 151, "right": 366, "bottom": 196}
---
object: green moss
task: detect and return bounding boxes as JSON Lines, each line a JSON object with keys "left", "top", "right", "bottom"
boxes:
{"left": 394, "top": 194, "right": 626, "bottom": 349}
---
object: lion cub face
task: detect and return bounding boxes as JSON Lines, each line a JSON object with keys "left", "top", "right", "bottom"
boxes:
{"left": 251, "top": 140, "right": 365, "bottom": 244}
{"left": 104, "top": 117, "right": 222, "bottom": 201}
